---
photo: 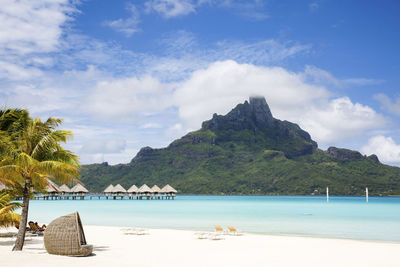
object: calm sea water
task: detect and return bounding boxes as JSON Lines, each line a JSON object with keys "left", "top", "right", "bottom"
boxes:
{"left": 27, "top": 196, "right": 400, "bottom": 242}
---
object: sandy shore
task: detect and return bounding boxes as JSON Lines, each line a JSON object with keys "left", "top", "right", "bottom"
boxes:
{"left": 1, "top": 225, "right": 400, "bottom": 267}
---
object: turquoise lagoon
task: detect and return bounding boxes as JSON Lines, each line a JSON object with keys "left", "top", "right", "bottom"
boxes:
{"left": 28, "top": 196, "right": 400, "bottom": 242}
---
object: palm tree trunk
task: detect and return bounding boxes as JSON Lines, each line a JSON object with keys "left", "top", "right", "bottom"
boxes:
{"left": 12, "top": 177, "right": 30, "bottom": 251}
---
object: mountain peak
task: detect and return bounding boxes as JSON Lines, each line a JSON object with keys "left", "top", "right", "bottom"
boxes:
{"left": 202, "top": 96, "right": 275, "bottom": 131}
{"left": 200, "top": 97, "right": 317, "bottom": 157}
{"left": 249, "top": 96, "right": 274, "bottom": 128}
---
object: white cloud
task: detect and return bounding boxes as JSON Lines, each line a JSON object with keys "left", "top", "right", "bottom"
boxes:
{"left": 215, "top": 0, "right": 268, "bottom": 21}
{"left": 66, "top": 124, "right": 117, "bottom": 138}
{"left": 147, "top": 38, "right": 312, "bottom": 82}
{"left": 159, "top": 30, "right": 197, "bottom": 53}
{"left": 0, "top": 0, "right": 76, "bottom": 55}
{"left": 302, "top": 66, "right": 383, "bottom": 88}
{"left": 360, "top": 135, "right": 400, "bottom": 164}
{"left": 140, "top": 123, "right": 163, "bottom": 129}
{"left": 0, "top": 60, "right": 43, "bottom": 80}
{"left": 79, "top": 148, "right": 139, "bottom": 165}
{"left": 103, "top": 3, "right": 140, "bottom": 37}
{"left": 0, "top": 65, "right": 105, "bottom": 115}
{"left": 302, "top": 65, "right": 340, "bottom": 86}
{"left": 80, "top": 139, "right": 127, "bottom": 154}
{"left": 374, "top": 93, "right": 400, "bottom": 116}
{"left": 342, "top": 78, "right": 384, "bottom": 86}
{"left": 214, "top": 40, "right": 311, "bottom": 65}
{"left": 144, "top": 0, "right": 268, "bottom": 20}
{"left": 85, "top": 75, "right": 174, "bottom": 121}
{"left": 145, "top": 0, "right": 196, "bottom": 18}
{"left": 299, "top": 97, "right": 386, "bottom": 144}
{"left": 165, "top": 123, "right": 186, "bottom": 138}
{"left": 0, "top": 0, "right": 78, "bottom": 100}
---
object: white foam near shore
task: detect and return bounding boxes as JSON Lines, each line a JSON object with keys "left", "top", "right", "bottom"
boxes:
{"left": 1, "top": 226, "right": 400, "bottom": 267}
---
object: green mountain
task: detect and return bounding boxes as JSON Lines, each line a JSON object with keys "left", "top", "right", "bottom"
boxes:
{"left": 80, "top": 97, "right": 400, "bottom": 196}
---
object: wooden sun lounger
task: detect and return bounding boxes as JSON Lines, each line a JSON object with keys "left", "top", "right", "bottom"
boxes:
{"left": 213, "top": 225, "right": 228, "bottom": 234}
{"left": 227, "top": 226, "right": 243, "bottom": 235}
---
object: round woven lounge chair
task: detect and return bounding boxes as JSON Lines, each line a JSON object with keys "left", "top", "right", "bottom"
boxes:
{"left": 44, "top": 212, "right": 93, "bottom": 256}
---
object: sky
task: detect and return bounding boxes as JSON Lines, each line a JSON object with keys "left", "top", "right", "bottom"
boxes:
{"left": 1, "top": 0, "right": 400, "bottom": 166}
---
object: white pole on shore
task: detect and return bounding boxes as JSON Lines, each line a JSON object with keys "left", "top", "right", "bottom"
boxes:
{"left": 366, "top": 187, "right": 369, "bottom": 203}
{"left": 326, "top": 186, "right": 329, "bottom": 202}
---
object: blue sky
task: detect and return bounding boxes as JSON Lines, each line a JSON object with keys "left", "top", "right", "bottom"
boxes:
{"left": 1, "top": 0, "right": 400, "bottom": 165}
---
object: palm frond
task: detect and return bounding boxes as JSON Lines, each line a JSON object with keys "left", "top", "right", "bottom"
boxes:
{"left": 46, "top": 147, "right": 80, "bottom": 167}
{"left": 0, "top": 165, "right": 22, "bottom": 185}
{"left": 44, "top": 117, "right": 63, "bottom": 129}
{"left": 0, "top": 211, "right": 21, "bottom": 228}
{"left": 36, "top": 160, "right": 80, "bottom": 182}
{"left": 31, "top": 130, "right": 73, "bottom": 159}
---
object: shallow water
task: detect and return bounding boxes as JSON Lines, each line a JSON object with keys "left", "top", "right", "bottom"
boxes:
{"left": 27, "top": 195, "right": 400, "bottom": 242}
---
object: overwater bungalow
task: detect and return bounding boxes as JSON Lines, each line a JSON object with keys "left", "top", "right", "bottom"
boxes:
{"left": 59, "top": 184, "right": 71, "bottom": 199}
{"left": 161, "top": 184, "right": 177, "bottom": 200}
{"left": 151, "top": 185, "right": 161, "bottom": 199}
{"left": 127, "top": 185, "right": 138, "bottom": 199}
{"left": 45, "top": 179, "right": 61, "bottom": 200}
{"left": 71, "top": 184, "right": 89, "bottom": 200}
{"left": 138, "top": 184, "right": 153, "bottom": 200}
{"left": 112, "top": 184, "right": 126, "bottom": 200}
{"left": 104, "top": 184, "right": 114, "bottom": 199}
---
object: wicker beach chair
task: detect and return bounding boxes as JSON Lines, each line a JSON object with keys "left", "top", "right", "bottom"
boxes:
{"left": 44, "top": 212, "right": 93, "bottom": 256}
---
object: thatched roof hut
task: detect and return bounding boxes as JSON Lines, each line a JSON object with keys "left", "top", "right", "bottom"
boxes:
{"left": 161, "top": 184, "right": 177, "bottom": 193}
{"left": 151, "top": 185, "right": 161, "bottom": 193}
{"left": 71, "top": 184, "right": 89, "bottom": 193}
{"left": 44, "top": 212, "right": 93, "bottom": 256}
{"left": 104, "top": 184, "right": 114, "bottom": 193}
{"left": 46, "top": 179, "right": 61, "bottom": 194}
{"left": 59, "top": 184, "right": 71, "bottom": 193}
{"left": 138, "top": 184, "right": 153, "bottom": 193}
{"left": 127, "top": 185, "right": 138, "bottom": 193}
{"left": 112, "top": 184, "right": 126, "bottom": 193}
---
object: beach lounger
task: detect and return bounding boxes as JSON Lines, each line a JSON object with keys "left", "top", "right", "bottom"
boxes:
{"left": 213, "top": 225, "right": 227, "bottom": 234}
{"left": 28, "top": 221, "right": 44, "bottom": 236}
{"left": 227, "top": 226, "right": 243, "bottom": 236}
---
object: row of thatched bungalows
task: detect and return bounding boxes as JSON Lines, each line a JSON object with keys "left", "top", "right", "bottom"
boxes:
{"left": 104, "top": 184, "right": 177, "bottom": 200}
{"left": 35, "top": 180, "right": 89, "bottom": 200}
{"left": 1, "top": 180, "right": 89, "bottom": 200}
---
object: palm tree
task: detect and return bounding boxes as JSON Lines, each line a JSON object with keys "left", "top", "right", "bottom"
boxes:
{"left": 0, "top": 115, "right": 80, "bottom": 251}
{"left": 0, "top": 191, "right": 21, "bottom": 228}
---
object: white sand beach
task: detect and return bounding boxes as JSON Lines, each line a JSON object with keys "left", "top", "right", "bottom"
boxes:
{"left": 1, "top": 226, "right": 400, "bottom": 267}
